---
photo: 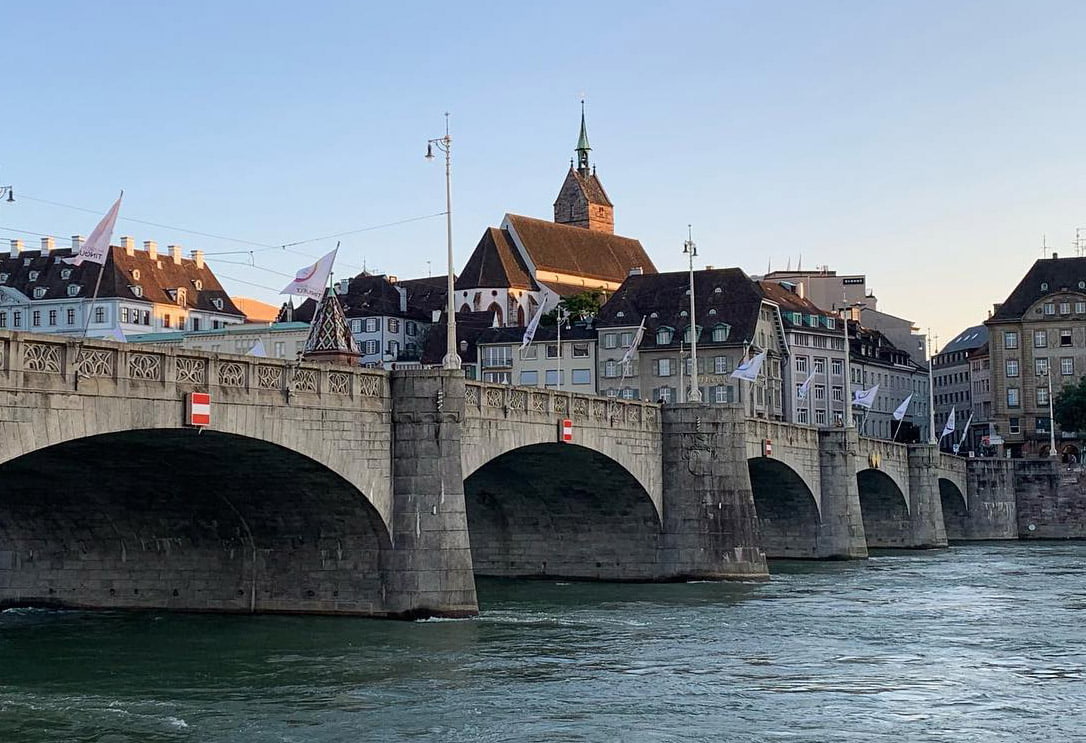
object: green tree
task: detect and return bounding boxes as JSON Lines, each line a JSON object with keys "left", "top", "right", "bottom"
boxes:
{"left": 1053, "top": 376, "right": 1086, "bottom": 433}
{"left": 542, "top": 290, "right": 604, "bottom": 326}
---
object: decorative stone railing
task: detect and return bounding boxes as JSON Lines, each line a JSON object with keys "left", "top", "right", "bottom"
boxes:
{"left": 0, "top": 331, "right": 387, "bottom": 400}
{"left": 464, "top": 380, "right": 659, "bottom": 428}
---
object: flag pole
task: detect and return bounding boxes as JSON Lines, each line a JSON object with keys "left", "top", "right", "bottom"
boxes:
{"left": 81, "top": 260, "right": 107, "bottom": 339}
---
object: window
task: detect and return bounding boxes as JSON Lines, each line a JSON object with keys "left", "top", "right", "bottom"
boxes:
{"left": 406, "top": 321, "right": 417, "bottom": 336}
{"left": 572, "top": 343, "right": 589, "bottom": 358}
{"left": 831, "top": 358, "right": 843, "bottom": 376}
{"left": 814, "top": 384, "right": 826, "bottom": 401}
{"left": 620, "top": 332, "right": 634, "bottom": 347}
{"left": 546, "top": 344, "right": 559, "bottom": 359}
{"left": 1077, "top": 302, "right": 1086, "bottom": 314}
{"left": 714, "top": 356, "right": 728, "bottom": 374}
{"left": 274, "top": 341, "right": 285, "bottom": 358}
{"left": 832, "top": 386, "right": 843, "bottom": 402}
{"left": 387, "top": 340, "right": 399, "bottom": 357}
{"left": 604, "top": 360, "right": 618, "bottom": 378}
{"left": 132, "top": 286, "right": 144, "bottom": 298}
{"left": 176, "top": 287, "right": 187, "bottom": 306}
{"left": 606, "top": 388, "right": 619, "bottom": 398}
{"left": 621, "top": 388, "right": 637, "bottom": 400}
{"left": 13, "top": 311, "right": 21, "bottom": 327}
{"left": 684, "top": 325, "right": 701, "bottom": 343}
{"left": 572, "top": 369, "right": 591, "bottom": 385}
{"left": 1060, "top": 329, "right": 1072, "bottom": 347}
{"left": 1003, "top": 331, "right": 1018, "bottom": 349}
{"left": 94, "top": 307, "right": 105, "bottom": 324}
{"left": 796, "top": 356, "right": 809, "bottom": 373}
{"left": 1007, "top": 387, "right": 1020, "bottom": 407}
{"left": 1044, "top": 302, "right": 1055, "bottom": 315}
{"left": 656, "top": 327, "right": 673, "bottom": 345}
{"left": 0, "top": 313, "right": 5, "bottom": 328}
{"left": 33, "top": 287, "right": 45, "bottom": 299}
{"left": 191, "top": 318, "right": 200, "bottom": 331}
{"left": 521, "top": 345, "right": 538, "bottom": 360}
{"left": 211, "top": 297, "right": 221, "bottom": 309}
{"left": 66, "top": 309, "right": 75, "bottom": 325}
{"left": 120, "top": 307, "right": 130, "bottom": 323}
{"left": 604, "top": 333, "right": 617, "bottom": 349}
{"left": 364, "top": 340, "right": 378, "bottom": 355}
{"left": 484, "top": 371, "right": 512, "bottom": 384}
{"left": 365, "top": 318, "right": 379, "bottom": 333}
{"left": 29, "top": 310, "right": 39, "bottom": 327}
{"left": 141, "top": 310, "right": 150, "bottom": 325}
{"left": 545, "top": 370, "right": 564, "bottom": 387}
{"left": 657, "top": 358, "right": 672, "bottom": 376}
{"left": 1034, "top": 330, "right": 1047, "bottom": 348}
{"left": 1005, "top": 359, "right": 1019, "bottom": 377}
{"left": 712, "top": 324, "right": 730, "bottom": 342}
{"left": 483, "top": 346, "right": 512, "bottom": 368}
{"left": 1061, "top": 357, "right": 1074, "bottom": 376}
{"left": 1037, "top": 387, "right": 1049, "bottom": 406}
{"left": 520, "top": 370, "right": 539, "bottom": 386}
{"left": 815, "top": 409, "right": 827, "bottom": 426}
{"left": 0, "top": 273, "right": 6, "bottom": 282}
{"left": 1035, "top": 358, "right": 1049, "bottom": 376}
{"left": 1060, "top": 302, "right": 1071, "bottom": 315}
{"left": 814, "top": 358, "right": 826, "bottom": 375}
{"left": 28, "top": 271, "right": 38, "bottom": 282}
{"left": 713, "top": 385, "right": 733, "bottom": 404}
{"left": 1009, "top": 417, "right": 1021, "bottom": 434}
{"left": 656, "top": 387, "right": 673, "bottom": 403}
{"left": 67, "top": 285, "right": 80, "bottom": 297}
{"left": 797, "top": 408, "right": 810, "bottom": 424}
{"left": 351, "top": 319, "right": 362, "bottom": 333}
{"left": 132, "top": 269, "right": 141, "bottom": 281}
{"left": 388, "top": 318, "right": 400, "bottom": 333}
{"left": 1036, "top": 417, "right": 1051, "bottom": 433}
{"left": 163, "top": 314, "right": 171, "bottom": 329}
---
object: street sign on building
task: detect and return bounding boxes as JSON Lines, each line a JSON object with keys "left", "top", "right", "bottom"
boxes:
{"left": 187, "top": 392, "right": 211, "bottom": 427}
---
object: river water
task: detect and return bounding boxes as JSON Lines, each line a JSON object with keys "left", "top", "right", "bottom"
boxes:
{"left": 1, "top": 542, "right": 1084, "bottom": 742}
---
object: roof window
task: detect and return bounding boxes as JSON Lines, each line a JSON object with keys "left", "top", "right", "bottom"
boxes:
{"left": 1041, "top": 282, "right": 1049, "bottom": 291}
{"left": 132, "top": 269, "right": 141, "bottom": 281}
{"left": 33, "top": 287, "right": 46, "bottom": 299}
{"left": 28, "top": 271, "right": 38, "bottom": 281}
{"left": 60, "top": 268, "right": 72, "bottom": 280}
{"left": 67, "top": 284, "right": 80, "bottom": 297}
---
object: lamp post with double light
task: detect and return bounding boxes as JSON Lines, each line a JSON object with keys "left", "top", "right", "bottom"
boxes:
{"left": 1042, "top": 367, "right": 1057, "bottom": 457}
{"left": 426, "top": 114, "right": 461, "bottom": 370}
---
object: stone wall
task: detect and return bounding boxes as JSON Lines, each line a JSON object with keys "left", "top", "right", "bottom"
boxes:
{"left": 957, "top": 459, "right": 1018, "bottom": 540}
{"left": 1015, "top": 459, "right": 1086, "bottom": 539}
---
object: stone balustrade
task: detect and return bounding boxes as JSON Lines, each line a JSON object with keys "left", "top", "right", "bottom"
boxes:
{"left": 464, "top": 380, "right": 659, "bottom": 428}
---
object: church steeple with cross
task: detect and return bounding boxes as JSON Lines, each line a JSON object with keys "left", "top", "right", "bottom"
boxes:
{"left": 553, "top": 102, "right": 614, "bottom": 234}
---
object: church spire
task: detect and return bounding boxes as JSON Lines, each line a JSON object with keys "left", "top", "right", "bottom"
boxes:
{"left": 575, "top": 99, "right": 591, "bottom": 176}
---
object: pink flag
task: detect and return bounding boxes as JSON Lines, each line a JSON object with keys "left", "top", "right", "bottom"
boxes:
{"left": 64, "top": 193, "right": 123, "bottom": 266}
{"left": 281, "top": 246, "right": 338, "bottom": 301}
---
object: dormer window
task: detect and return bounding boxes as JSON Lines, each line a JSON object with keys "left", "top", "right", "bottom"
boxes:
{"left": 28, "top": 271, "right": 38, "bottom": 281}
{"left": 193, "top": 279, "right": 203, "bottom": 291}
{"left": 616, "top": 311, "right": 625, "bottom": 318}
{"left": 650, "top": 312, "right": 658, "bottom": 318}
{"left": 132, "top": 269, "right": 141, "bottom": 281}
{"left": 67, "top": 284, "right": 80, "bottom": 297}
{"left": 708, "top": 308, "right": 717, "bottom": 316}
{"left": 22, "top": 258, "right": 31, "bottom": 267}
{"left": 680, "top": 310, "right": 688, "bottom": 318}
{"left": 656, "top": 327, "right": 673, "bottom": 345}
{"left": 176, "top": 287, "right": 187, "bottom": 306}
{"left": 714, "top": 287, "right": 722, "bottom": 294}
{"left": 0, "top": 272, "right": 8, "bottom": 282}
{"left": 684, "top": 325, "right": 701, "bottom": 343}
{"left": 131, "top": 285, "right": 143, "bottom": 298}
{"left": 33, "top": 287, "right": 46, "bottom": 299}
{"left": 212, "top": 298, "right": 224, "bottom": 311}
{"left": 1041, "top": 282, "right": 1049, "bottom": 291}
{"left": 712, "top": 324, "right": 731, "bottom": 342}
{"left": 61, "top": 268, "right": 72, "bottom": 280}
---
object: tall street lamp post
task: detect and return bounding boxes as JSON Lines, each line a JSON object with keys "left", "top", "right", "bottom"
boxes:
{"left": 683, "top": 228, "right": 701, "bottom": 403}
{"left": 426, "top": 113, "right": 461, "bottom": 370}
{"left": 1043, "top": 368, "right": 1057, "bottom": 457}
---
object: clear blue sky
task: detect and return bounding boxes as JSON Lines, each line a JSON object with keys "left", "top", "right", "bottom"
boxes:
{"left": 4, "top": 1, "right": 1085, "bottom": 350}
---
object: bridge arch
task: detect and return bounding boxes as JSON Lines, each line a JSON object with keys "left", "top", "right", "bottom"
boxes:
{"left": 0, "top": 429, "right": 392, "bottom": 615}
{"left": 856, "top": 468, "right": 911, "bottom": 548}
{"left": 747, "top": 457, "right": 821, "bottom": 558}
{"left": 939, "top": 477, "right": 969, "bottom": 540}
{"left": 463, "top": 442, "right": 661, "bottom": 580}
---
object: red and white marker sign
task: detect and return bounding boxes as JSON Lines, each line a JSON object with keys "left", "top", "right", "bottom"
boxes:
{"left": 559, "top": 418, "right": 573, "bottom": 443}
{"left": 763, "top": 438, "right": 773, "bottom": 457}
{"left": 187, "top": 392, "right": 211, "bottom": 427}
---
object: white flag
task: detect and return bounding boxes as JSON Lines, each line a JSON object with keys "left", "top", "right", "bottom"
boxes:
{"left": 521, "top": 297, "right": 548, "bottom": 350}
{"left": 281, "top": 246, "right": 337, "bottom": 301}
{"left": 853, "top": 384, "right": 879, "bottom": 409}
{"left": 620, "top": 316, "right": 646, "bottom": 365}
{"left": 247, "top": 338, "right": 268, "bottom": 357}
{"left": 107, "top": 325, "right": 127, "bottom": 343}
{"left": 731, "top": 350, "right": 767, "bottom": 381}
{"left": 958, "top": 411, "right": 974, "bottom": 442}
{"left": 797, "top": 371, "right": 815, "bottom": 400}
{"left": 941, "top": 407, "right": 956, "bottom": 439}
{"left": 64, "top": 193, "right": 123, "bottom": 266}
{"left": 892, "top": 393, "right": 913, "bottom": 421}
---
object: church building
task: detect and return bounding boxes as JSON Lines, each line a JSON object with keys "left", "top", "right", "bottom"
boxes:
{"left": 454, "top": 107, "right": 656, "bottom": 327}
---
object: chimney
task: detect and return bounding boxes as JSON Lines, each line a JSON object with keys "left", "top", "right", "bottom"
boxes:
{"left": 397, "top": 285, "right": 407, "bottom": 313}
{"left": 191, "top": 249, "right": 204, "bottom": 270}
{"left": 628, "top": 266, "right": 644, "bottom": 276}
{"left": 704, "top": 265, "right": 715, "bottom": 271}
{"left": 119, "top": 236, "right": 135, "bottom": 256}
{"left": 71, "top": 235, "right": 84, "bottom": 252}
{"left": 9, "top": 239, "right": 23, "bottom": 258}
{"left": 1052, "top": 252, "right": 1059, "bottom": 260}
{"left": 40, "top": 237, "right": 56, "bottom": 254}
{"left": 144, "top": 240, "right": 158, "bottom": 259}
{"left": 797, "top": 282, "right": 806, "bottom": 300}
{"left": 168, "top": 244, "right": 182, "bottom": 264}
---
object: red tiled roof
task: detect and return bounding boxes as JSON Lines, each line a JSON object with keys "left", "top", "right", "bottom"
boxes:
{"left": 455, "top": 227, "right": 538, "bottom": 291}
{"left": 505, "top": 214, "right": 656, "bottom": 284}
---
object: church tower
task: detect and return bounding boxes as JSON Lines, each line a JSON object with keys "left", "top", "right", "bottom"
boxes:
{"left": 553, "top": 103, "right": 614, "bottom": 234}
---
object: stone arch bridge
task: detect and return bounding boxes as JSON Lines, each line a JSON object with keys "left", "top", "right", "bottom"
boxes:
{"left": 0, "top": 331, "right": 1000, "bottom": 619}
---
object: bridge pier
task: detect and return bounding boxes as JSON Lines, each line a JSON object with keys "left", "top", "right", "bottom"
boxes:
{"left": 955, "top": 459, "right": 1018, "bottom": 540}
{"left": 659, "top": 404, "right": 767, "bottom": 580}
{"left": 815, "top": 428, "right": 868, "bottom": 559}
{"left": 905, "top": 445, "right": 949, "bottom": 548}
{"left": 386, "top": 370, "right": 479, "bottom": 618}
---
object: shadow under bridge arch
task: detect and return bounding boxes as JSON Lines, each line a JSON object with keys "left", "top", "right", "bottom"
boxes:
{"left": 0, "top": 429, "right": 392, "bottom": 616}
{"left": 856, "top": 468, "right": 910, "bottom": 548}
{"left": 464, "top": 443, "right": 661, "bottom": 580}
{"left": 747, "top": 457, "right": 821, "bottom": 558}
{"left": 939, "top": 478, "right": 968, "bottom": 540}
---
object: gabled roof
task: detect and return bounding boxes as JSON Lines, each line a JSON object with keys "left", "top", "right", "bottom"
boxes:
{"left": 0, "top": 246, "right": 243, "bottom": 316}
{"left": 557, "top": 167, "right": 613, "bottom": 207}
{"left": 455, "top": 227, "right": 537, "bottom": 291}
{"left": 595, "top": 268, "right": 764, "bottom": 349}
{"left": 757, "top": 280, "right": 837, "bottom": 324}
{"left": 988, "top": 256, "right": 1086, "bottom": 321}
{"left": 505, "top": 213, "right": 655, "bottom": 284}
{"left": 476, "top": 323, "right": 596, "bottom": 346}
{"left": 398, "top": 275, "right": 449, "bottom": 317}
{"left": 292, "top": 272, "right": 439, "bottom": 323}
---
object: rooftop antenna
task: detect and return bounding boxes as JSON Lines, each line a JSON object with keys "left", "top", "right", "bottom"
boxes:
{"left": 1041, "top": 233, "right": 1048, "bottom": 258}
{"left": 798, "top": 253, "right": 803, "bottom": 271}
{"left": 1074, "top": 227, "right": 1085, "bottom": 258}
{"left": 427, "top": 259, "right": 432, "bottom": 277}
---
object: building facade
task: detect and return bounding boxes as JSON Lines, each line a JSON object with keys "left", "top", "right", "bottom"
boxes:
{"left": 129, "top": 322, "right": 312, "bottom": 359}
{"left": 849, "top": 320, "right": 931, "bottom": 441}
{"left": 932, "top": 324, "right": 989, "bottom": 452}
{"left": 475, "top": 325, "right": 598, "bottom": 392}
{"left": 986, "top": 254, "right": 1086, "bottom": 459}
{"left": 0, "top": 237, "right": 245, "bottom": 339}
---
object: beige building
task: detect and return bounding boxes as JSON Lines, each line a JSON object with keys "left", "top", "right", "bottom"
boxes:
{"left": 129, "top": 321, "right": 311, "bottom": 359}
{"left": 475, "top": 325, "right": 598, "bottom": 392}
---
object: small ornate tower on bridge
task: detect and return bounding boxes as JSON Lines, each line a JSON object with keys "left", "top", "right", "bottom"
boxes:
{"left": 302, "top": 288, "right": 360, "bottom": 366}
